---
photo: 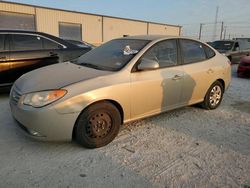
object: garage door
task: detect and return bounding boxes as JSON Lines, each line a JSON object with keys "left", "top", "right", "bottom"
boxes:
{"left": 59, "top": 22, "right": 82, "bottom": 41}
{"left": 0, "top": 11, "right": 36, "bottom": 31}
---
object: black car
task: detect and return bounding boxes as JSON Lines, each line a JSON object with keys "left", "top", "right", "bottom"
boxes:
{"left": 0, "top": 30, "right": 91, "bottom": 87}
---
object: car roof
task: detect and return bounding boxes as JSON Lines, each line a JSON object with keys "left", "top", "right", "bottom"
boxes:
{"left": 213, "top": 40, "right": 235, "bottom": 43}
{"left": 0, "top": 29, "right": 77, "bottom": 48}
{"left": 117, "top": 35, "right": 204, "bottom": 43}
{"left": 119, "top": 35, "right": 178, "bottom": 41}
{"left": 0, "top": 29, "right": 47, "bottom": 35}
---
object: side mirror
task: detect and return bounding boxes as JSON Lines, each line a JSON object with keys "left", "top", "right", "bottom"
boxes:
{"left": 137, "top": 58, "right": 159, "bottom": 71}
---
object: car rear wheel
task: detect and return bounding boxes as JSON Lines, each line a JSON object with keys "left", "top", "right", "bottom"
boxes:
{"left": 201, "top": 81, "right": 224, "bottom": 110}
{"left": 75, "top": 102, "right": 121, "bottom": 148}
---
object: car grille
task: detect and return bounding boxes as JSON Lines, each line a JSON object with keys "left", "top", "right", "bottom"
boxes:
{"left": 11, "top": 87, "right": 22, "bottom": 105}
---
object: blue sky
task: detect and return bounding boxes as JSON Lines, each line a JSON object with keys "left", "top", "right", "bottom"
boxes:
{"left": 6, "top": 0, "right": 250, "bottom": 41}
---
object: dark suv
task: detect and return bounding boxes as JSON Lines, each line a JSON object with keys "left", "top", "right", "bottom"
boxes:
{"left": 212, "top": 40, "right": 250, "bottom": 63}
{"left": 0, "top": 30, "right": 91, "bottom": 87}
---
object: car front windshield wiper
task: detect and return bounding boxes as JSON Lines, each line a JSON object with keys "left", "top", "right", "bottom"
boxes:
{"left": 79, "top": 62, "right": 118, "bottom": 72}
{"left": 79, "top": 62, "right": 105, "bottom": 70}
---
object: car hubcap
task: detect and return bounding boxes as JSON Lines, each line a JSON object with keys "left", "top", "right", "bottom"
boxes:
{"left": 209, "top": 85, "right": 222, "bottom": 107}
{"left": 86, "top": 112, "right": 112, "bottom": 138}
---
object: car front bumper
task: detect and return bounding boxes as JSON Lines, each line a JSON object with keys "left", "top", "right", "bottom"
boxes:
{"left": 10, "top": 98, "right": 79, "bottom": 141}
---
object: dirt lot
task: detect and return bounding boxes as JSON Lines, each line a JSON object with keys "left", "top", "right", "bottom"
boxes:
{"left": 0, "top": 65, "right": 249, "bottom": 188}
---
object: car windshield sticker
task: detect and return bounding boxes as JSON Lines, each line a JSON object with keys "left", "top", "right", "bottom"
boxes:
{"left": 115, "top": 62, "right": 122, "bottom": 66}
{"left": 123, "top": 45, "right": 138, "bottom": 55}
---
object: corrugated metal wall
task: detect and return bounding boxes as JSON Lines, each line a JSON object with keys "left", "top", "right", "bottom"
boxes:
{"left": 148, "top": 23, "right": 180, "bottom": 35}
{"left": 0, "top": 2, "right": 34, "bottom": 14}
{"left": 35, "top": 8, "right": 102, "bottom": 44}
{"left": 103, "top": 17, "right": 148, "bottom": 42}
{"left": 0, "top": 2, "right": 181, "bottom": 45}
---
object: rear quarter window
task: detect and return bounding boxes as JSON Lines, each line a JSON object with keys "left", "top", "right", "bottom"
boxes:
{"left": 204, "top": 45, "right": 216, "bottom": 59}
{"left": 42, "top": 38, "right": 63, "bottom": 49}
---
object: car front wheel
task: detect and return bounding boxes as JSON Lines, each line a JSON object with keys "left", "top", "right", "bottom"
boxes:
{"left": 75, "top": 101, "right": 121, "bottom": 148}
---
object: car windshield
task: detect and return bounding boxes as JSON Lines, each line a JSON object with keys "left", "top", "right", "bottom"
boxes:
{"left": 212, "top": 41, "right": 234, "bottom": 51}
{"left": 74, "top": 39, "right": 150, "bottom": 71}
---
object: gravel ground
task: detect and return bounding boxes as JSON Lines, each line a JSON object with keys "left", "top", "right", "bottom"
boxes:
{"left": 0, "top": 65, "right": 249, "bottom": 188}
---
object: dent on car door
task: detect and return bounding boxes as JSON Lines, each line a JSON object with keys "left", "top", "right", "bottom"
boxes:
{"left": 179, "top": 39, "right": 215, "bottom": 105}
{"left": 8, "top": 34, "right": 58, "bottom": 83}
{"left": 0, "top": 34, "right": 11, "bottom": 85}
{"left": 130, "top": 39, "right": 184, "bottom": 119}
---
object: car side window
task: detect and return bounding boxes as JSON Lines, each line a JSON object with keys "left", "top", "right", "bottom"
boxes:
{"left": 0, "top": 34, "right": 4, "bottom": 51}
{"left": 42, "top": 38, "right": 63, "bottom": 49}
{"left": 141, "top": 40, "right": 177, "bottom": 68}
{"left": 233, "top": 42, "right": 239, "bottom": 51}
{"left": 180, "top": 40, "right": 206, "bottom": 64}
{"left": 204, "top": 45, "right": 216, "bottom": 59}
{"left": 11, "top": 34, "right": 43, "bottom": 51}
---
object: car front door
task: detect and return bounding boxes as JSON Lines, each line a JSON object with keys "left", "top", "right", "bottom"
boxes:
{"left": 0, "top": 34, "right": 11, "bottom": 86}
{"left": 8, "top": 34, "right": 59, "bottom": 83}
{"left": 130, "top": 39, "right": 184, "bottom": 120}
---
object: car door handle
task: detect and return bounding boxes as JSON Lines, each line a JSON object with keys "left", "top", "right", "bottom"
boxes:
{"left": 172, "top": 75, "right": 182, "bottom": 80}
{"left": 207, "top": 68, "right": 214, "bottom": 74}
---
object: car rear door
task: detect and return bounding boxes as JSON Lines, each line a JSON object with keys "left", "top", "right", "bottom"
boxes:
{"left": 8, "top": 33, "right": 59, "bottom": 83}
{"left": 0, "top": 33, "right": 11, "bottom": 86}
{"left": 42, "top": 37, "right": 87, "bottom": 62}
{"left": 41, "top": 37, "right": 65, "bottom": 62}
{"left": 179, "top": 39, "right": 216, "bottom": 105}
{"left": 130, "top": 39, "right": 184, "bottom": 119}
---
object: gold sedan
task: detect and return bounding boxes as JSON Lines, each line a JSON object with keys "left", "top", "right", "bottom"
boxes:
{"left": 10, "top": 35, "right": 231, "bottom": 148}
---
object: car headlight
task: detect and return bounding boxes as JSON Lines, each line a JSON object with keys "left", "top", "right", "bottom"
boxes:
{"left": 22, "top": 89, "right": 67, "bottom": 108}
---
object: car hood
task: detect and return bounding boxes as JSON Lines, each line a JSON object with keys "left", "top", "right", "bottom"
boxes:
{"left": 14, "top": 62, "right": 112, "bottom": 94}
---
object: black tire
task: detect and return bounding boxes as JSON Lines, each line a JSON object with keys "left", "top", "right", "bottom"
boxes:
{"left": 201, "top": 81, "right": 224, "bottom": 110}
{"left": 75, "top": 101, "right": 121, "bottom": 148}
